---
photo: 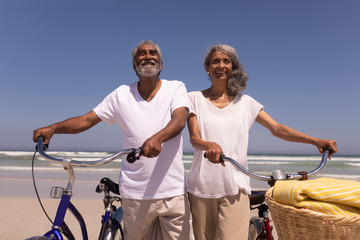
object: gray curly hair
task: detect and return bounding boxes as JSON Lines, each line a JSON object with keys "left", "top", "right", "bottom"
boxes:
{"left": 204, "top": 44, "right": 248, "bottom": 95}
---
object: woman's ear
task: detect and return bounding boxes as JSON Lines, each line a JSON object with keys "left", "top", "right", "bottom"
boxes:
{"left": 205, "top": 65, "right": 209, "bottom": 73}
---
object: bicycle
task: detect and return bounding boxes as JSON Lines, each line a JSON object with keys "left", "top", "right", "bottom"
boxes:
{"left": 26, "top": 137, "right": 142, "bottom": 240}
{"left": 215, "top": 148, "right": 331, "bottom": 240}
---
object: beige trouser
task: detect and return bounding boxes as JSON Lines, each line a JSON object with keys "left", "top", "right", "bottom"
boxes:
{"left": 188, "top": 191, "right": 250, "bottom": 240}
{"left": 122, "top": 194, "right": 191, "bottom": 240}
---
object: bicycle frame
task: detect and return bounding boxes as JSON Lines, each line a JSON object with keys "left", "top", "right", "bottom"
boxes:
{"left": 31, "top": 138, "right": 141, "bottom": 240}
{"left": 96, "top": 177, "right": 123, "bottom": 240}
{"left": 43, "top": 195, "right": 86, "bottom": 240}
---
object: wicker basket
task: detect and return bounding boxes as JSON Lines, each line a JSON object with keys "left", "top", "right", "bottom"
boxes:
{"left": 265, "top": 188, "right": 360, "bottom": 240}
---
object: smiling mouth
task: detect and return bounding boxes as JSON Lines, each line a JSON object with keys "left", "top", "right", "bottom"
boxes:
{"left": 141, "top": 60, "right": 156, "bottom": 66}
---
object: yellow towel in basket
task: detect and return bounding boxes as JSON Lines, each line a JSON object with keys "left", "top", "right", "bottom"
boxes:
{"left": 272, "top": 178, "right": 360, "bottom": 216}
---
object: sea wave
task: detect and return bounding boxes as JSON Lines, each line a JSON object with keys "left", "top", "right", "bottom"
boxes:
{"left": 346, "top": 163, "right": 360, "bottom": 167}
{"left": 0, "top": 166, "right": 121, "bottom": 172}
{"left": 248, "top": 155, "right": 360, "bottom": 162}
{"left": 316, "top": 173, "right": 360, "bottom": 180}
{"left": 41, "top": 151, "right": 111, "bottom": 158}
{"left": 0, "top": 151, "right": 36, "bottom": 156}
{"left": 1, "top": 151, "right": 360, "bottom": 161}
{"left": 249, "top": 161, "right": 299, "bottom": 165}
{"left": 36, "top": 156, "right": 123, "bottom": 163}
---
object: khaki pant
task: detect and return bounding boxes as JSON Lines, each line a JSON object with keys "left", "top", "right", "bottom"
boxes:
{"left": 188, "top": 191, "right": 250, "bottom": 240}
{"left": 122, "top": 194, "right": 191, "bottom": 240}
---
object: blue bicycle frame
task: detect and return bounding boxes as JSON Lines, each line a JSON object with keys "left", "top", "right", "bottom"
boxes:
{"left": 31, "top": 137, "right": 141, "bottom": 240}
{"left": 42, "top": 194, "right": 87, "bottom": 240}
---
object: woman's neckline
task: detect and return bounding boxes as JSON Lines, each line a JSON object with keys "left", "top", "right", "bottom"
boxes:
{"left": 200, "top": 90, "right": 239, "bottom": 110}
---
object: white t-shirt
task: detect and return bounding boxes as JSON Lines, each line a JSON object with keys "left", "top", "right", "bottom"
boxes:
{"left": 93, "top": 80, "right": 189, "bottom": 200}
{"left": 187, "top": 91, "right": 263, "bottom": 198}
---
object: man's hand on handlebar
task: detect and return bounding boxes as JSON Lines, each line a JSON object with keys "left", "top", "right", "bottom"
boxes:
{"left": 33, "top": 127, "right": 54, "bottom": 145}
{"left": 140, "top": 136, "right": 162, "bottom": 158}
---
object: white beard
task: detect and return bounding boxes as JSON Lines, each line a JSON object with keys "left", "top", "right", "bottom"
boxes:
{"left": 136, "top": 60, "right": 161, "bottom": 77}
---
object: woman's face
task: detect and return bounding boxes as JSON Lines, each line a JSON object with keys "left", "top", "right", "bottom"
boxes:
{"left": 206, "top": 50, "right": 233, "bottom": 82}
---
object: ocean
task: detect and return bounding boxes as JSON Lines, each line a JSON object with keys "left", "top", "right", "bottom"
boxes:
{"left": 1, "top": 150, "right": 359, "bottom": 198}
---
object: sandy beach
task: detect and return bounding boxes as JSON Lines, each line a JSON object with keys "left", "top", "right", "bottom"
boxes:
{"left": 2, "top": 150, "right": 357, "bottom": 239}
{"left": 0, "top": 167, "right": 276, "bottom": 239}
{"left": 0, "top": 197, "right": 105, "bottom": 239}
{"left": 3, "top": 150, "right": 359, "bottom": 239}
{"left": 0, "top": 172, "right": 120, "bottom": 239}
{"left": 1, "top": 197, "right": 278, "bottom": 239}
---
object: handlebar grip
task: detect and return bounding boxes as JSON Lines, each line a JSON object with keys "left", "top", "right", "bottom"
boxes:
{"left": 38, "top": 135, "right": 45, "bottom": 141}
{"left": 126, "top": 147, "right": 143, "bottom": 163}
{"left": 325, "top": 147, "right": 332, "bottom": 155}
{"left": 37, "top": 135, "right": 49, "bottom": 151}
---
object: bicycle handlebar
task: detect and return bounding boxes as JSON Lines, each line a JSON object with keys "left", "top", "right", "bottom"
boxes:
{"left": 36, "top": 137, "right": 142, "bottom": 167}
{"left": 205, "top": 148, "right": 331, "bottom": 182}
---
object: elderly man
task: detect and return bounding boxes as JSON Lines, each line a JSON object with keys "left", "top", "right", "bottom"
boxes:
{"left": 33, "top": 40, "right": 191, "bottom": 240}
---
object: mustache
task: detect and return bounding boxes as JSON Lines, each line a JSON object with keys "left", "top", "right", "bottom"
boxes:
{"left": 140, "top": 59, "right": 156, "bottom": 66}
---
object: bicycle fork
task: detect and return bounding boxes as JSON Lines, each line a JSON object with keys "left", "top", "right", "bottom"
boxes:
{"left": 258, "top": 211, "right": 273, "bottom": 240}
{"left": 256, "top": 204, "right": 273, "bottom": 240}
{"left": 98, "top": 200, "right": 114, "bottom": 239}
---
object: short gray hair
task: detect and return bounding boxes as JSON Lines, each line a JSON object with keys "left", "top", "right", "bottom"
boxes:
{"left": 131, "top": 40, "right": 162, "bottom": 66}
{"left": 204, "top": 44, "right": 248, "bottom": 95}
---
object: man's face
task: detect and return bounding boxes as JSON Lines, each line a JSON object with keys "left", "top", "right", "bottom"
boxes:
{"left": 134, "top": 44, "right": 162, "bottom": 77}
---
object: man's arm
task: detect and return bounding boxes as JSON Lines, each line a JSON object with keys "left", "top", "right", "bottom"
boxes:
{"left": 256, "top": 109, "right": 337, "bottom": 156}
{"left": 33, "top": 110, "right": 102, "bottom": 144}
{"left": 141, "top": 107, "right": 189, "bottom": 158}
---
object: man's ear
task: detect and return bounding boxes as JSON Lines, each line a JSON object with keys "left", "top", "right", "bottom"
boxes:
{"left": 133, "top": 63, "right": 139, "bottom": 76}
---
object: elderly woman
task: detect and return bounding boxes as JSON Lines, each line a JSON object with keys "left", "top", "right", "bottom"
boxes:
{"left": 186, "top": 44, "right": 337, "bottom": 240}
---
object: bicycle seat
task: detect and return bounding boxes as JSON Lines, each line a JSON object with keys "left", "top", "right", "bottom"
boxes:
{"left": 250, "top": 190, "right": 266, "bottom": 205}
{"left": 96, "top": 177, "right": 120, "bottom": 195}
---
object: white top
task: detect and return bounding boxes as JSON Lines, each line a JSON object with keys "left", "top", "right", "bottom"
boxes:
{"left": 187, "top": 91, "right": 263, "bottom": 198}
{"left": 93, "top": 80, "right": 189, "bottom": 200}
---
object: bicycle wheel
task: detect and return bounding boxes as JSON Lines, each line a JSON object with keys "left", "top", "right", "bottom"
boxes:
{"left": 103, "top": 225, "right": 123, "bottom": 240}
{"left": 248, "top": 217, "right": 265, "bottom": 240}
{"left": 100, "top": 214, "right": 123, "bottom": 240}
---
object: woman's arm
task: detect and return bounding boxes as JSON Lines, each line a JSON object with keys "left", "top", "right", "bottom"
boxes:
{"left": 187, "top": 113, "right": 225, "bottom": 165}
{"left": 256, "top": 109, "right": 337, "bottom": 157}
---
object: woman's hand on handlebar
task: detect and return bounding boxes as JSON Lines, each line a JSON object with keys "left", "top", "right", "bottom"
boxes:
{"left": 205, "top": 142, "right": 225, "bottom": 167}
{"left": 315, "top": 139, "right": 337, "bottom": 159}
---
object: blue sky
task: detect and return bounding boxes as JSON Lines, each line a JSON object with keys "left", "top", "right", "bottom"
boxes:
{"left": 1, "top": 0, "right": 359, "bottom": 154}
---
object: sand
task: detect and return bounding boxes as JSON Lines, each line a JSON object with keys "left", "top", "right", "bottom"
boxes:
{"left": 0, "top": 173, "right": 277, "bottom": 239}
{"left": 0, "top": 197, "right": 106, "bottom": 239}
{"left": 0, "top": 197, "right": 278, "bottom": 239}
